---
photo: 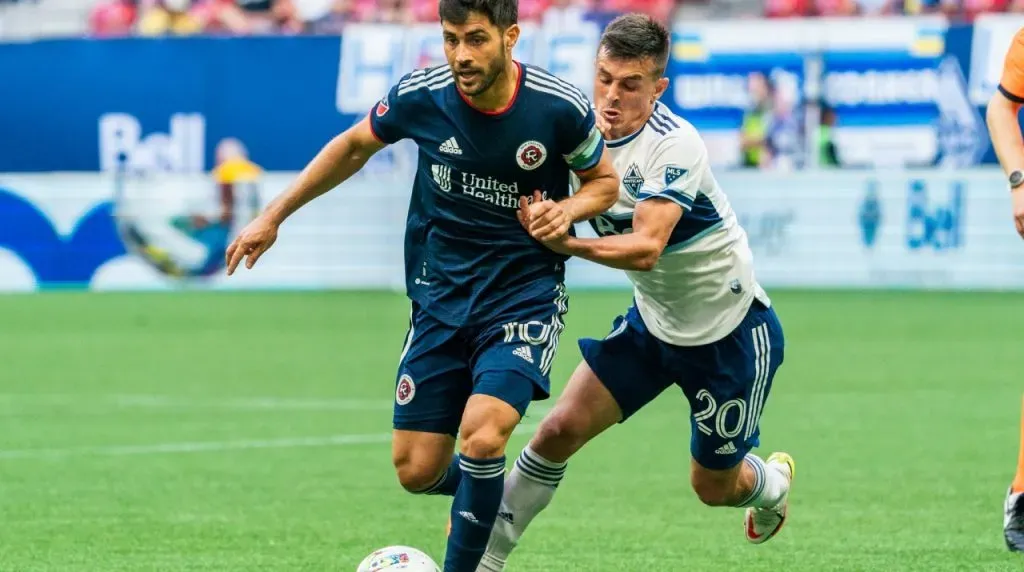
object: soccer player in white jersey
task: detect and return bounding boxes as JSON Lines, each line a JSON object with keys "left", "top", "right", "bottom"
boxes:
{"left": 476, "top": 14, "right": 794, "bottom": 570}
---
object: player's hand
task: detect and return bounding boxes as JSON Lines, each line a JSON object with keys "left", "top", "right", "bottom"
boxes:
{"left": 519, "top": 190, "right": 573, "bottom": 243}
{"left": 225, "top": 215, "right": 279, "bottom": 275}
{"left": 594, "top": 111, "right": 611, "bottom": 139}
{"left": 517, "top": 197, "right": 573, "bottom": 255}
{"left": 1013, "top": 188, "right": 1024, "bottom": 239}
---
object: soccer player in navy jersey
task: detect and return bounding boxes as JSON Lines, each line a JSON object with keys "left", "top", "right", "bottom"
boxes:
{"left": 224, "top": 1, "right": 619, "bottom": 569}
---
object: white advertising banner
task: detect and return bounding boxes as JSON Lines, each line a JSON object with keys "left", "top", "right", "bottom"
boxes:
{"left": 721, "top": 169, "right": 1023, "bottom": 289}
{"left": 0, "top": 169, "right": 1021, "bottom": 292}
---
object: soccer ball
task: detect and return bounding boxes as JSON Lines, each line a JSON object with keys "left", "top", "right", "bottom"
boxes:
{"left": 356, "top": 546, "right": 440, "bottom": 572}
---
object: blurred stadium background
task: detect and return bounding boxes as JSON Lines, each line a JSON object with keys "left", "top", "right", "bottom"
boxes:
{"left": 1, "top": 1, "right": 1023, "bottom": 571}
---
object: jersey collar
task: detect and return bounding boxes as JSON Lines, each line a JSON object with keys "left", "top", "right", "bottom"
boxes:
{"left": 456, "top": 61, "right": 523, "bottom": 117}
{"left": 606, "top": 122, "right": 645, "bottom": 148}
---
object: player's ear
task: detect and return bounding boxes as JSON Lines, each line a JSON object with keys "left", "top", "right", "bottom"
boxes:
{"left": 653, "top": 77, "right": 670, "bottom": 101}
{"left": 503, "top": 23, "right": 520, "bottom": 51}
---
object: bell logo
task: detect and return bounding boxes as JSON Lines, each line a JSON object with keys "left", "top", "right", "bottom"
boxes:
{"left": 99, "top": 113, "right": 205, "bottom": 173}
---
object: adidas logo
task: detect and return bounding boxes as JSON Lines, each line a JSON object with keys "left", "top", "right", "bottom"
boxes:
{"left": 458, "top": 511, "right": 478, "bottom": 524}
{"left": 513, "top": 346, "right": 533, "bottom": 364}
{"left": 498, "top": 511, "right": 514, "bottom": 524}
{"left": 439, "top": 137, "right": 462, "bottom": 155}
{"left": 715, "top": 441, "right": 738, "bottom": 455}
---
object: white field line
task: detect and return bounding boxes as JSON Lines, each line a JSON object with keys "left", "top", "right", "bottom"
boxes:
{"left": 0, "top": 422, "right": 545, "bottom": 461}
{"left": 0, "top": 393, "right": 548, "bottom": 459}
{"left": 0, "top": 433, "right": 392, "bottom": 460}
{"left": 0, "top": 394, "right": 395, "bottom": 411}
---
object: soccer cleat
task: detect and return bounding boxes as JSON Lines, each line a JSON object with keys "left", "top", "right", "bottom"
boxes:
{"left": 1004, "top": 487, "right": 1024, "bottom": 552}
{"left": 744, "top": 452, "right": 794, "bottom": 544}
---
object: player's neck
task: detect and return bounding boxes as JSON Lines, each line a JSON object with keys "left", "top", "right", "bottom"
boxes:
{"left": 462, "top": 61, "right": 520, "bottom": 114}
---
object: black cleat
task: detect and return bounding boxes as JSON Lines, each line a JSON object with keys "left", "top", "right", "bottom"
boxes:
{"left": 1004, "top": 487, "right": 1024, "bottom": 552}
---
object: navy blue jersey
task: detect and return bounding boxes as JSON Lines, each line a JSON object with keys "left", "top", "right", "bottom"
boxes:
{"left": 369, "top": 62, "right": 604, "bottom": 326}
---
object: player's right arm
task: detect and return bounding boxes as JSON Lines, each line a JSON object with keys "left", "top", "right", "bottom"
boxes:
{"left": 529, "top": 192, "right": 681, "bottom": 271}
{"left": 226, "top": 78, "right": 415, "bottom": 274}
{"left": 265, "top": 117, "right": 385, "bottom": 226}
{"left": 987, "top": 28, "right": 1024, "bottom": 238}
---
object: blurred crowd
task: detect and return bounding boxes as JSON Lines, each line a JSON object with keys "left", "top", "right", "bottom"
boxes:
{"left": 765, "top": 0, "right": 1024, "bottom": 19}
{"left": 84, "top": 0, "right": 1024, "bottom": 37}
{"left": 87, "top": 0, "right": 674, "bottom": 36}
{"left": 736, "top": 70, "right": 841, "bottom": 171}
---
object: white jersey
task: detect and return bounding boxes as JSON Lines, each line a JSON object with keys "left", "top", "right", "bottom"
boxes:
{"left": 576, "top": 102, "right": 770, "bottom": 346}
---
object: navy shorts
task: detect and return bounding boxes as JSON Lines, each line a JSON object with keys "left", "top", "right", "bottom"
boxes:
{"left": 393, "top": 289, "right": 568, "bottom": 437}
{"left": 579, "top": 299, "right": 784, "bottom": 470}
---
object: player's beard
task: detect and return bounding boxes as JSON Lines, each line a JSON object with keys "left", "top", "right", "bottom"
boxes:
{"left": 462, "top": 48, "right": 506, "bottom": 97}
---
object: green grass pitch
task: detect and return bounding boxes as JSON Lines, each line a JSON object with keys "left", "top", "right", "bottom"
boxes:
{"left": 0, "top": 290, "right": 1021, "bottom": 571}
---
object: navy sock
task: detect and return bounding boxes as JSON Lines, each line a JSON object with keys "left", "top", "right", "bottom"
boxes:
{"left": 419, "top": 456, "right": 463, "bottom": 497}
{"left": 444, "top": 454, "right": 506, "bottom": 572}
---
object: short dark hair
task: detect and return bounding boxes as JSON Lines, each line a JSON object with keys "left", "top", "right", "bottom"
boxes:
{"left": 439, "top": 0, "right": 517, "bottom": 29}
{"left": 598, "top": 13, "right": 671, "bottom": 76}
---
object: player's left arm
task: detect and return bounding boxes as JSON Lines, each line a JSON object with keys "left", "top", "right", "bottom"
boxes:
{"left": 524, "top": 106, "right": 618, "bottom": 242}
{"left": 552, "top": 198, "right": 682, "bottom": 271}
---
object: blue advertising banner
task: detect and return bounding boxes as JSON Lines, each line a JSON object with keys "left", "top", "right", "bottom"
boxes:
{"left": 0, "top": 15, "right": 1019, "bottom": 173}
{"left": 0, "top": 37, "right": 351, "bottom": 173}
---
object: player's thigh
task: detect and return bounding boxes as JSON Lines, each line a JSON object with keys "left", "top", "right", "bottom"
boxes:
{"left": 465, "top": 352, "right": 538, "bottom": 459}
{"left": 577, "top": 304, "right": 676, "bottom": 423}
{"left": 680, "top": 300, "right": 785, "bottom": 472}
{"left": 392, "top": 303, "right": 473, "bottom": 439}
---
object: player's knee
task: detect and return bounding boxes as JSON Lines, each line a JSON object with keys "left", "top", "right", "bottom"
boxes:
{"left": 532, "top": 409, "right": 591, "bottom": 460}
{"left": 391, "top": 441, "right": 450, "bottom": 493}
{"left": 459, "top": 423, "right": 512, "bottom": 459}
{"left": 459, "top": 394, "right": 521, "bottom": 459}
{"left": 393, "top": 454, "right": 448, "bottom": 493}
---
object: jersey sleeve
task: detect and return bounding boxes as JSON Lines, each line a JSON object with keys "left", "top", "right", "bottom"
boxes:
{"left": 367, "top": 73, "right": 419, "bottom": 144}
{"left": 636, "top": 131, "right": 708, "bottom": 212}
{"left": 561, "top": 105, "right": 605, "bottom": 172}
{"left": 999, "top": 28, "right": 1024, "bottom": 103}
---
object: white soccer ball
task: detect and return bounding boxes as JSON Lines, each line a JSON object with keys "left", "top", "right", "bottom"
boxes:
{"left": 356, "top": 546, "right": 440, "bottom": 572}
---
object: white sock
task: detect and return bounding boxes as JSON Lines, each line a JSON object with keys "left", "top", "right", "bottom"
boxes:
{"left": 477, "top": 446, "right": 566, "bottom": 572}
{"left": 738, "top": 454, "right": 789, "bottom": 509}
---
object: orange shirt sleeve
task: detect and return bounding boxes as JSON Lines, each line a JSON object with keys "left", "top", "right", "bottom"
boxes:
{"left": 999, "top": 28, "right": 1024, "bottom": 103}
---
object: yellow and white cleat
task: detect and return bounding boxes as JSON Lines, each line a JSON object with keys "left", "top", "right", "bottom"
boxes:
{"left": 744, "top": 452, "right": 795, "bottom": 544}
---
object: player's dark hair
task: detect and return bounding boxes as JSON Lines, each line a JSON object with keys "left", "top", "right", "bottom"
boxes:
{"left": 598, "top": 13, "right": 671, "bottom": 77}
{"left": 439, "top": 0, "right": 517, "bottom": 29}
